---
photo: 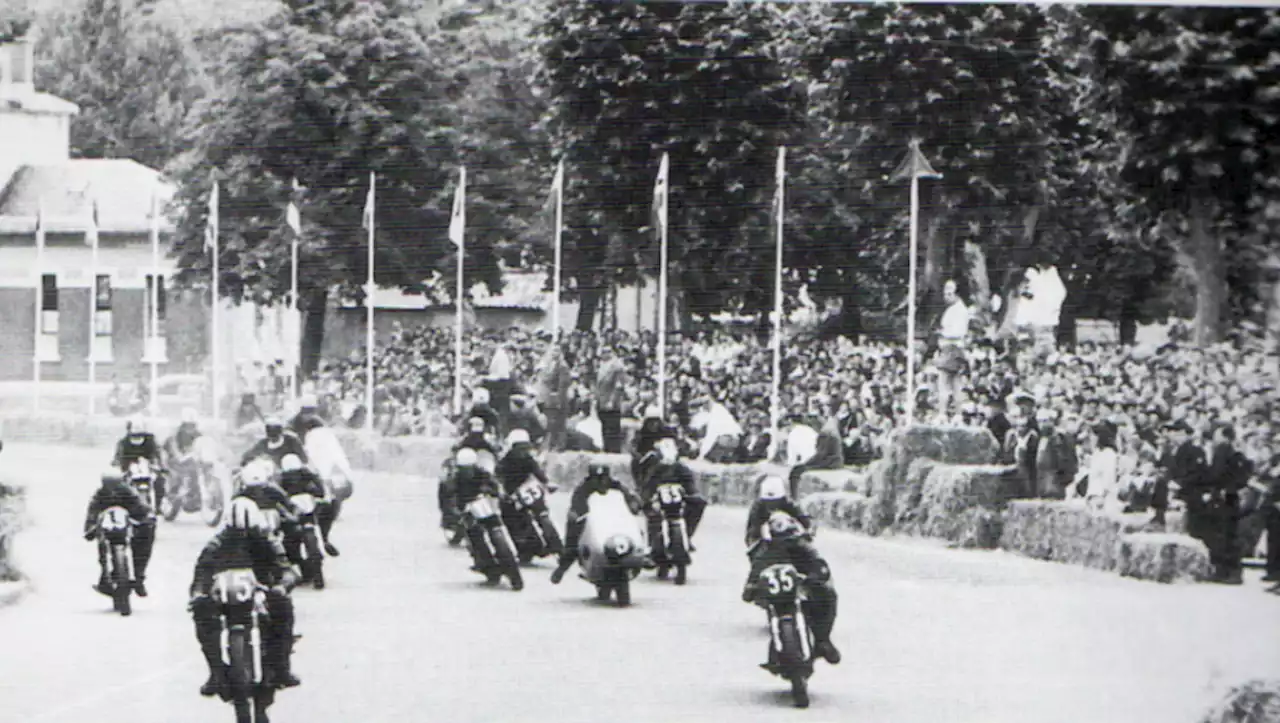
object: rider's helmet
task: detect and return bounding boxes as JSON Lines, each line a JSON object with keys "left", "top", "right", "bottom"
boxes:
{"left": 298, "top": 394, "right": 318, "bottom": 412}
{"left": 456, "top": 448, "right": 478, "bottom": 467}
{"left": 101, "top": 467, "right": 125, "bottom": 487}
{"left": 128, "top": 414, "right": 147, "bottom": 436}
{"left": 180, "top": 407, "right": 198, "bottom": 425}
{"left": 242, "top": 463, "right": 270, "bottom": 487}
{"left": 506, "top": 429, "right": 531, "bottom": 447}
{"left": 264, "top": 416, "right": 284, "bottom": 442}
{"left": 227, "top": 497, "right": 267, "bottom": 534}
{"left": 280, "top": 454, "right": 303, "bottom": 473}
{"left": 644, "top": 405, "right": 661, "bottom": 421}
{"left": 473, "top": 388, "right": 491, "bottom": 406}
{"left": 467, "top": 417, "right": 486, "bottom": 434}
{"left": 758, "top": 476, "right": 787, "bottom": 502}
{"left": 656, "top": 437, "right": 679, "bottom": 464}
{"left": 767, "top": 512, "right": 804, "bottom": 541}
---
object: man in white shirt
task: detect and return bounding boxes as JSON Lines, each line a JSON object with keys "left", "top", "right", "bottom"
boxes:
{"left": 690, "top": 397, "right": 743, "bottom": 463}
{"left": 934, "top": 280, "right": 971, "bottom": 420}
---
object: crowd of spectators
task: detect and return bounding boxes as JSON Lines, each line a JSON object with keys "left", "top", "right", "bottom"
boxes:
{"left": 286, "top": 313, "right": 1278, "bottom": 584}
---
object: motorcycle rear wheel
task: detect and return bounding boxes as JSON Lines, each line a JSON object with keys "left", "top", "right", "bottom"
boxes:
{"left": 614, "top": 578, "right": 632, "bottom": 607}
{"left": 790, "top": 676, "right": 810, "bottom": 708}
{"left": 489, "top": 528, "right": 523, "bottom": 591}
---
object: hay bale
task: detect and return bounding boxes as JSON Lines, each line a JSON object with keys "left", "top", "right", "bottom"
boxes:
{"left": 546, "top": 453, "right": 634, "bottom": 490}
{"left": 801, "top": 492, "right": 870, "bottom": 534}
{"left": 0, "top": 482, "right": 26, "bottom": 582}
{"left": 799, "top": 468, "right": 868, "bottom": 496}
{"left": 908, "top": 464, "right": 1022, "bottom": 548}
{"left": 1000, "top": 500, "right": 1200, "bottom": 577}
{"left": 1116, "top": 532, "right": 1210, "bottom": 583}
{"left": 1197, "top": 680, "right": 1280, "bottom": 723}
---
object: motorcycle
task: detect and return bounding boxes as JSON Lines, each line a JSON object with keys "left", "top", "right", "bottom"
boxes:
{"left": 127, "top": 459, "right": 160, "bottom": 512}
{"left": 210, "top": 568, "right": 276, "bottom": 723}
{"left": 649, "top": 482, "right": 692, "bottom": 585}
{"left": 576, "top": 488, "right": 650, "bottom": 607}
{"left": 96, "top": 505, "right": 136, "bottom": 616}
{"left": 436, "top": 461, "right": 465, "bottom": 548}
{"left": 286, "top": 492, "right": 327, "bottom": 589}
{"left": 162, "top": 438, "right": 224, "bottom": 527}
{"left": 754, "top": 562, "right": 816, "bottom": 708}
{"left": 502, "top": 478, "right": 564, "bottom": 565}
{"left": 462, "top": 493, "right": 524, "bottom": 590}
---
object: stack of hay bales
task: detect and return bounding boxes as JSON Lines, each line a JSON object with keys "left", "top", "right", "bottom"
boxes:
{"left": 800, "top": 492, "right": 870, "bottom": 534}
{"left": 903, "top": 462, "right": 1023, "bottom": 548}
{"left": 0, "top": 482, "right": 25, "bottom": 582}
{"left": 1197, "top": 680, "right": 1280, "bottom": 723}
{"left": 861, "top": 425, "right": 1004, "bottom": 536}
{"left": 1000, "top": 500, "right": 1208, "bottom": 582}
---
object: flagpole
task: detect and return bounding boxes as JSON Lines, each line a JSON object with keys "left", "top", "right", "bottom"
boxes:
{"left": 365, "top": 172, "right": 376, "bottom": 437}
{"left": 209, "top": 181, "right": 220, "bottom": 424}
{"left": 551, "top": 160, "right": 564, "bottom": 341}
{"left": 656, "top": 153, "right": 669, "bottom": 419}
{"left": 87, "top": 202, "right": 98, "bottom": 417}
{"left": 770, "top": 147, "right": 785, "bottom": 454}
{"left": 453, "top": 167, "right": 466, "bottom": 417}
{"left": 32, "top": 200, "right": 44, "bottom": 413}
{"left": 290, "top": 195, "right": 300, "bottom": 408}
{"left": 149, "top": 189, "right": 160, "bottom": 419}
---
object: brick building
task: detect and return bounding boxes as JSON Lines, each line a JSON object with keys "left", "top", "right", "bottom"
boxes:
{"left": 0, "top": 32, "right": 180, "bottom": 384}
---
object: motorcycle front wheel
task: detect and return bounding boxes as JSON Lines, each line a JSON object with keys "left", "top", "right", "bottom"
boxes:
{"left": 111, "top": 545, "right": 131, "bottom": 616}
{"left": 226, "top": 628, "right": 256, "bottom": 723}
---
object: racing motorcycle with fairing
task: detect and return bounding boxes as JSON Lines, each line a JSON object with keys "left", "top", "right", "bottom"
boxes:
{"left": 501, "top": 477, "right": 564, "bottom": 564}
{"left": 576, "top": 488, "right": 650, "bottom": 606}
{"left": 163, "top": 437, "right": 224, "bottom": 526}
{"left": 95, "top": 505, "right": 137, "bottom": 616}
{"left": 209, "top": 568, "right": 276, "bottom": 723}
{"left": 753, "top": 561, "right": 817, "bottom": 708}
{"left": 127, "top": 458, "right": 161, "bottom": 511}
{"left": 462, "top": 492, "right": 524, "bottom": 590}
{"left": 650, "top": 482, "right": 692, "bottom": 585}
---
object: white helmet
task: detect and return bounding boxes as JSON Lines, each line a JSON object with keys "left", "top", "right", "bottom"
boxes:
{"left": 128, "top": 414, "right": 147, "bottom": 435}
{"left": 227, "top": 497, "right": 266, "bottom": 532}
{"left": 506, "top": 429, "right": 530, "bottom": 447}
{"left": 656, "top": 438, "right": 678, "bottom": 463}
{"left": 280, "top": 454, "right": 303, "bottom": 473}
{"left": 473, "top": 388, "right": 491, "bottom": 405}
{"left": 759, "top": 476, "right": 787, "bottom": 501}
{"left": 181, "top": 407, "right": 198, "bottom": 424}
{"left": 644, "top": 405, "right": 662, "bottom": 420}
{"left": 456, "top": 448, "right": 478, "bottom": 467}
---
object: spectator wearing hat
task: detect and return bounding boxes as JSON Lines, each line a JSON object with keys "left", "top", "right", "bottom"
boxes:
{"left": 1260, "top": 449, "right": 1280, "bottom": 587}
{"left": 985, "top": 396, "right": 1012, "bottom": 447}
{"left": 1195, "top": 424, "right": 1253, "bottom": 584}
{"left": 1153, "top": 420, "right": 1205, "bottom": 529}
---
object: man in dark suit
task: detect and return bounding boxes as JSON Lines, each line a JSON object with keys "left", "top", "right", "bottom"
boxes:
{"left": 1152, "top": 420, "right": 1205, "bottom": 530}
{"left": 1198, "top": 424, "right": 1253, "bottom": 584}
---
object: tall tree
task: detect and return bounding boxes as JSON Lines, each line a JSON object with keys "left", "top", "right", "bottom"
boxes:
{"left": 166, "top": 0, "right": 487, "bottom": 372}
{"left": 1084, "top": 6, "right": 1280, "bottom": 346}
{"left": 536, "top": 0, "right": 806, "bottom": 329}
{"left": 31, "top": 0, "right": 205, "bottom": 171}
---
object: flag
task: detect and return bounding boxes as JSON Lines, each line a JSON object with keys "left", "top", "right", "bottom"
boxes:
{"left": 888, "top": 139, "right": 942, "bottom": 183}
{"left": 286, "top": 178, "right": 302, "bottom": 236}
{"left": 448, "top": 167, "right": 465, "bottom": 247}
{"left": 651, "top": 153, "right": 669, "bottom": 237}
{"left": 204, "top": 181, "right": 219, "bottom": 252}
{"left": 362, "top": 173, "right": 375, "bottom": 231}
{"left": 773, "top": 146, "right": 785, "bottom": 229}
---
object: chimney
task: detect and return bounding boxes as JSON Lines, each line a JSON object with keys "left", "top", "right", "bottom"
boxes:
{"left": 0, "top": 21, "right": 35, "bottom": 94}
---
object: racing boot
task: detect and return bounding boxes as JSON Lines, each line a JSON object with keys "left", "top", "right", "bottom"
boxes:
{"left": 195, "top": 615, "right": 231, "bottom": 699}
{"left": 264, "top": 633, "right": 302, "bottom": 689}
{"left": 814, "top": 640, "right": 842, "bottom": 665}
{"left": 318, "top": 500, "right": 341, "bottom": 557}
{"left": 550, "top": 554, "right": 574, "bottom": 585}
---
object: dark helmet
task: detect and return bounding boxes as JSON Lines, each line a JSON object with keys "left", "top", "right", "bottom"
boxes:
{"left": 264, "top": 416, "right": 283, "bottom": 440}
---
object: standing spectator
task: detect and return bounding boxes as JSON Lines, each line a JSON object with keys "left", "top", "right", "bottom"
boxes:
{"left": 1199, "top": 424, "right": 1253, "bottom": 584}
{"left": 539, "top": 347, "right": 573, "bottom": 452}
{"left": 985, "top": 396, "right": 1012, "bottom": 449}
{"left": 689, "top": 395, "right": 744, "bottom": 463}
{"left": 594, "top": 347, "right": 628, "bottom": 454}
{"left": 506, "top": 386, "right": 547, "bottom": 447}
{"left": 1035, "top": 409, "right": 1079, "bottom": 499}
{"left": 1083, "top": 421, "right": 1119, "bottom": 510}
{"left": 485, "top": 343, "right": 514, "bottom": 434}
{"left": 1008, "top": 396, "right": 1041, "bottom": 498}
{"left": 1261, "top": 449, "right": 1280, "bottom": 587}
{"left": 1153, "top": 420, "right": 1205, "bottom": 529}
{"left": 933, "top": 279, "right": 971, "bottom": 419}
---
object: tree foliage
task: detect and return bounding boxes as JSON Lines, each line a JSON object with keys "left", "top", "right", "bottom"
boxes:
{"left": 31, "top": 0, "right": 205, "bottom": 171}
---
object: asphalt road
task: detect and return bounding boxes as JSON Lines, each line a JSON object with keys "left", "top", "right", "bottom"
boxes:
{"left": 1, "top": 442, "right": 1277, "bottom": 723}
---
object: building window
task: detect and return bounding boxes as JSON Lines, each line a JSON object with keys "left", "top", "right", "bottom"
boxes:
{"left": 92, "top": 274, "right": 113, "bottom": 362}
{"left": 143, "top": 274, "right": 169, "bottom": 363}
{"left": 36, "top": 273, "right": 59, "bottom": 361}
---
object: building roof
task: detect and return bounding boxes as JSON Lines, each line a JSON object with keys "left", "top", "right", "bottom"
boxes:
{"left": 0, "top": 159, "right": 175, "bottom": 234}
{"left": 0, "top": 88, "right": 78, "bottom": 116}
